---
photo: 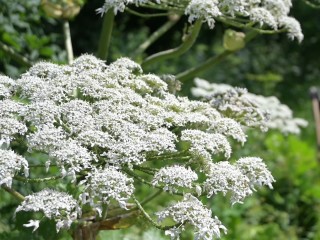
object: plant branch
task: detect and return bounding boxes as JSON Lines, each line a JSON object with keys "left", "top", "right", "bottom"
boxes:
{"left": 133, "top": 15, "right": 181, "bottom": 57}
{"left": 123, "top": 167, "right": 155, "bottom": 187}
{"left": 176, "top": 31, "right": 259, "bottom": 82}
{"left": 123, "top": 167, "right": 184, "bottom": 196}
{"left": 14, "top": 175, "right": 62, "bottom": 183}
{"left": 146, "top": 151, "right": 190, "bottom": 160}
{"left": 28, "top": 164, "right": 57, "bottom": 168}
{"left": 177, "top": 51, "right": 233, "bottom": 82}
{"left": 125, "top": 8, "right": 171, "bottom": 18}
{"left": 1, "top": 185, "right": 25, "bottom": 202}
{"left": 132, "top": 165, "right": 157, "bottom": 174}
{"left": 217, "top": 16, "right": 287, "bottom": 34}
{"left": 108, "top": 189, "right": 163, "bottom": 217}
{"left": 97, "top": 9, "right": 115, "bottom": 60}
{"left": 139, "top": 3, "right": 183, "bottom": 12}
{"left": 139, "top": 189, "right": 162, "bottom": 206}
{"left": 132, "top": 195, "right": 182, "bottom": 230}
{"left": 302, "top": 0, "right": 320, "bottom": 9}
{"left": 141, "top": 19, "right": 202, "bottom": 68}
{"left": 63, "top": 20, "right": 74, "bottom": 64}
{"left": 0, "top": 42, "right": 32, "bottom": 67}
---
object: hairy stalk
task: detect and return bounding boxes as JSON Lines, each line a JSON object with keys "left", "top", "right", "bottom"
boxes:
{"left": 97, "top": 10, "right": 115, "bottom": 60}
{"left": 217, "top": 16, "right": 287, "bottom": 34}
{"left": 14, "top": 175, "right": 62, "bottom": 183}
{"left": 176, "top": 31, "right": 259, "bottom": 82}
{"left": 133, "top": 15, "right": 181, "bottom": 57}
{"left": 125, "top": 8, "right": 171, "bottom": 18}
{"left": 139, "top": 189, "right": 162, "bottom": 206}
{"left": 107, "top": 190, "right": 162, "bottom": 218}
{"left": 132, "top": 165, "right": 157, "bottom": 174}
{"left": 141, "top": 19, "right": 202, "bottom": 68}
{"left": 303, "top": 0, "right": 320, "bottom": 8}
{"left": 140, "top": 3, "right": 183, "bottom": 12}
{"left": 0, "top": 41, "right": 32, "bottom": 67}
{"left": 146, "top": 155, "right": 192, "bottom": 162}
{"left": 123, "top": 168, "right": 184, "bottom": 196}
{"left": 133, "top": 195, "right": 183, "bottom": 230}
{"left": 123, "top": 167, "right": 155, "bottom": 187}
{"left": 63, "top": 20, "right": 74, "bottom": 64}
{"left": 28, "top": 164, "right": 58, "bottom": 168}
{"left": 146, "top": 151, "right": 190, "bottom": 160}
{"left": 177, "top": 51, "right": 233, "bottom": 82}
{"left": 1, "top": 185, "right": 25, "bottom": 201}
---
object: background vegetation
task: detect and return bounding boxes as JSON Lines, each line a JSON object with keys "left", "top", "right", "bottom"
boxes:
{"left": 1, "top": 0, "right": 320, "bottom": 239}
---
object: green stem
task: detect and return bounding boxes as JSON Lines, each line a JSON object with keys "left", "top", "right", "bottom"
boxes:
{"left": 14, "top": 175, "right": 62, "bottom": 183}
{"left": 123, "top": 167, "right": 154, "bottom": 187}
{"left": 107, "top": 190, "right": 162, "bottom": 218}
{"left": 1, "top": 185, "right": 25, "bottom": 201}
{"left": 0, "top": 42, "right": 32, "bottom": 67}
{"left": 303, "top": 0, "right": 320, "bottom": 8}
{"left": 217, "top": 16, "right": 286, "bottom": 34}
{"left": 133, "top": 195, "right": 182, "bottom": 230}
{"left": 176, "top": 31, "right": 259, "bottom": 82}
{"left": 133, "top": 15, "right": 181, "bottom": 57}
{"left": 123, "top": 168, "right": 184, "bottom": 196}
{"left": 176, "top": 51, "right": 233, "bottom": 82}
{"left": 140, "top": 3, "right": 183, "bottom": 12}
{"left": 139, "top": 189, "right": 162, "bottom": 206}
{"left": 141, "top": 19, "right": 202, "bottom": 68}
{"left": 63, "top": 20, "right": 74, "bottom": 64}
{"left": 146, "top": 151, "right": 191, "bottom": 161}
{"left": 28, "top": 164, "right": 57, "bottom": 168}
{"left": 125, "top": 8, "right": 171, "bottom": 18}
{"left": 132, "top": 165, "right": 157, "bottom": 174}
{"left": 97, "top": 9, "right": 115, "bottom": 60}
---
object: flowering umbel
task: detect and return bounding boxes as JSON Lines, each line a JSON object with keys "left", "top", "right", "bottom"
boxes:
{"left": 1, "top": 54, "right": 305, "bottom": 239}
{"left": 97, "top": 0, "right": 303, "bottom": 42}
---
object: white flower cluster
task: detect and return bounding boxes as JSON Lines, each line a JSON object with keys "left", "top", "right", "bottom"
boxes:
{"left": 192, "top": 78, "right": 307, "bottom": 134}
{"left": 0, "top": 98, "right": 27, "bottom": 145}
{"left": 1, "top": 55, "right": 277, "bottom": 237}
{"left": 152, "top": 165, "right": 198, "bottom": 193}
{"left": 80, "top": 167, "right": 134, "bottom": 213}
{"left": 157, "top": 194, "right": 227, "bottom": 240}
{"left": 181, "top": 130, "right": 232, "bottom": 160}
{"left": 203, "top": 158, "right": 274, "bottom": 204}
{"left": 15, "top": 189, "right": 81, "bottom": 232}
{"left": 203, "top": 161, "right": 253, "bottom": 205}
{"left": 185, "top": 0, "right": 221, "bottom": 29}
{"left": 97, "top": 0, "right": 160, "bottom": 15}
{"left": 236, "top": 157, "right": 275, "bottom": 189}
{"left": 249, "top": 7, "right": 278, "bottom": 29}
{"left": 0, "top": 149, "right": 29, "bottom": 188}
{"left": 96, "top": 0, "right": 302, "bottom": 41}
{"left": 278, "top": 16, "right": 304, "bottom": 42}
{"left": 0, "top": 76, "right": 16, "bottom": 99}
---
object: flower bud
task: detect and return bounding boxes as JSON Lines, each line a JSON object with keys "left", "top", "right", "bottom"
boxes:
{"left": 223, "top": 29, "right": 246, "bottom": 51}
